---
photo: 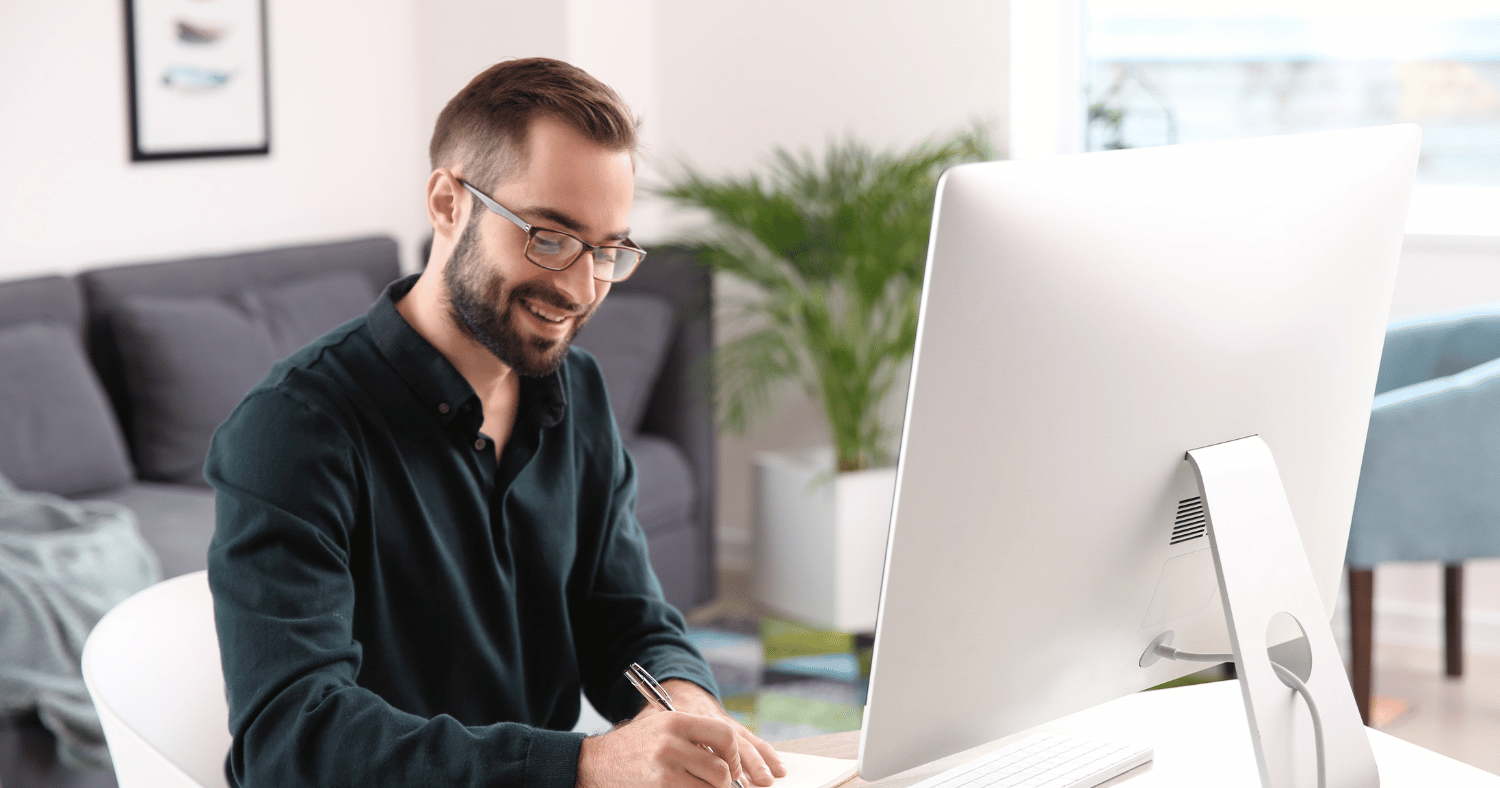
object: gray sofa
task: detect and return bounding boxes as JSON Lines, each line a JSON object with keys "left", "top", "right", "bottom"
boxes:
{"left": 0, "top": 236, "right": 715, "bottom": 609}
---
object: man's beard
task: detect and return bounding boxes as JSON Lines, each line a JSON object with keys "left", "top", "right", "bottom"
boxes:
{"left": 444, "top": 217, "right": 594, "bottom": 377}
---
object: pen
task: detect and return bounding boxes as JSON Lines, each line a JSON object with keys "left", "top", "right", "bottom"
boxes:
{"left": 625, "top": 662, "right": 748, "bottom": 788}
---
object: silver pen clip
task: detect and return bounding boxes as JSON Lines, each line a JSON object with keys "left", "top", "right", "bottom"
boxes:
{"left": 627, "top": 662, "right": 675, "bottom": 710}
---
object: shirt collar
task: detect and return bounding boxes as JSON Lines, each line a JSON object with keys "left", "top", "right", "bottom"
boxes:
{"left": 368, "top": 274, "right": 567, "bottom": 429}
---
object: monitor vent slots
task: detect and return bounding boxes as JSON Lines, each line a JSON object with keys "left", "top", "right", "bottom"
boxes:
{"left": 1170, "top": 497, "right": 1206, "bottom": 544}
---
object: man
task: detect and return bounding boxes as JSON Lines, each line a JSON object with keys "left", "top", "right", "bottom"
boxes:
{"left": 206, "top": 58, "right": 786, "bottom": 788}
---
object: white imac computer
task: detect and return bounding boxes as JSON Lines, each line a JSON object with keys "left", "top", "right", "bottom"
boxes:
{"left": 858, "top": 125, "right": 1421, "bottom": 788}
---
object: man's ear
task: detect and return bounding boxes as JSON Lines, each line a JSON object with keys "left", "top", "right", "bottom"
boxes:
{"left": 427, "top": 168, "right": 468, "bottom": 241}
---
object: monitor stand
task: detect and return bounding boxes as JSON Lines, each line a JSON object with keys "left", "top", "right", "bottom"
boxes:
{"left": 1176, "top": 435, "right": 1378, "bottom": 788}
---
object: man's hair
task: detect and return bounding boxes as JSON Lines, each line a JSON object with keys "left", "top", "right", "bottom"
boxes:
{"left": 429, "top": 58, "right": 638, "bottom": 188}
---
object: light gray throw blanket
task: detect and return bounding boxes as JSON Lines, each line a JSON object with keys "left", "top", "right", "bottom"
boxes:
{"left": 0, "top": 472, "right": 160, "bottom": 768}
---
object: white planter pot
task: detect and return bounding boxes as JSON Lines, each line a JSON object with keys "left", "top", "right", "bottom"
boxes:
{"left": 752, "top": 448, "right": 896, "bottom": 633}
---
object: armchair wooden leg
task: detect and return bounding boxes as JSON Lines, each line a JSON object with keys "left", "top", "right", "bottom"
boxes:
{"left": 1445, "top": 562, "right": 1463, "bottom": 678}
{"left": 1349, "top": 566, "right": 1374, "bottom": 726}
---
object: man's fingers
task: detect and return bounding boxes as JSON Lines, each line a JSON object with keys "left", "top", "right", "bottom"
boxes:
{"left": 668, "top": 712, "right": 743, "bottom": 785}
{"left": 743, "top": 730, "right": 786, "bottom": 785}
{"left": 738, "top": 744, "right": 773, "bottom": 786}
{"left": 578, "top": 711, "right": 755, "bottom": 788}
{"left": 675, "top": 740, "right": 734, "bottom": 788}
{"left": 651, "top": 679, "right": 779, "bottom": 785}
{"left": 668, "top": 702, "right": 784, "bottom": 786}
{"left": 761, "top": 739, "right": 786, "bottom": 778}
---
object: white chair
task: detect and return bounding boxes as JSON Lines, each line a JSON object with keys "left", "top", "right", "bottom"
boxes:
{"left": 81, "top": 570, "right": 231, "bottom": 788}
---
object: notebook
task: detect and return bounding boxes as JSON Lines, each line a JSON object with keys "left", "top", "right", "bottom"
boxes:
{"left": 771, "top": 751, "right": 859, "bottom": 788}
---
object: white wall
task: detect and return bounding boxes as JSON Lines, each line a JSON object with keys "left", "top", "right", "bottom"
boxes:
{"left": 414, "top": 0, "right": 568, "bottom": 174}
{"left": 0, "top": 0, "right": 430, "bottom": 280}
{"left": 1390, "top": 235, "right": 1500, "bottom": 318}
{"left": 637, "top": 0, "right": 1012, "bottom": 570}
{"left": 648, "top": 0, "right": 1008, "bottom": 183}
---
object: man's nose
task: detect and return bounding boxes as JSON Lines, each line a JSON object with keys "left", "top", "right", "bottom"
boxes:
{"left": 553, "top": 252, "right": 597, "bottom": 309}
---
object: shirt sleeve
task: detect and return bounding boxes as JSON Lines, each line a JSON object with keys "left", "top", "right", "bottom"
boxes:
{"left": 206, "top": 384, "right": 584, "bottom": 788}
{"left": 566, "top": 364, "right": 720, "bottom": 722}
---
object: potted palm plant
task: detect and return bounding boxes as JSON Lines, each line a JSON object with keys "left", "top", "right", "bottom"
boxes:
{"left": 660, "top": 129, "right": 990, "bottom": 631}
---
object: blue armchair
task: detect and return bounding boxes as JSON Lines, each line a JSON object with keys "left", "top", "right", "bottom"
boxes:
{"left": 1347, "top": 303, "right": 1500, "bottom": 723}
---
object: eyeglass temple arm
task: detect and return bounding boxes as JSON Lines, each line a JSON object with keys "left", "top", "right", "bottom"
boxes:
{"left": 459, "top": 180, "right": 533, "bottom": 231}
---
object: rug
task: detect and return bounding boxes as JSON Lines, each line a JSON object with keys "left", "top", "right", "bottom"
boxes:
{"left": 686, "top": 616, "right": 872, "bottom": 742}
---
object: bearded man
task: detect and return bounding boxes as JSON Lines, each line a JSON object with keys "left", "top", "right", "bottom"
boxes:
{"left": 206, "top": 57, "right": 785, "bottom": 788}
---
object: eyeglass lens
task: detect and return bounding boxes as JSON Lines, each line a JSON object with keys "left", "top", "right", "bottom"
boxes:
{"left": 527, "top": 229, "right": 643, "bottom": 282}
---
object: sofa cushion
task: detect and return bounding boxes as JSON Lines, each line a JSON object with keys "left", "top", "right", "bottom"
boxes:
{"left": 0, "top": 274, "right": 83, "bottom": 334}
{"left": 627, "top": 435, "right": 700, "bottom": 604}
{"left": 237, "top": 272, "right": 379, "bottom": 356}
{"left": 115, "top": 295, "right": 278, "bottom": 484}
{"left": 575, "top": 294, "right": 676, "bottom": 434}
{"left": 0, "top": 322, "right": 134, "bottom": 496}
{"left": 114, "top": 272, "right": 376, "bottom": 485}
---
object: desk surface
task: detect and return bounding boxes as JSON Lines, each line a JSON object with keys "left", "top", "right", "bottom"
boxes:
{"left": 776, "top": 680, "right": 1498, "bottom": 787}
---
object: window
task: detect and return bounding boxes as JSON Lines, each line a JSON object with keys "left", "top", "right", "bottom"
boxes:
{"left": 1085, "top": 1, "right": 1500, "bottom": 191}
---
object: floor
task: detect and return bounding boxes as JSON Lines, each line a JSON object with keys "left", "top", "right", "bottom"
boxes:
{"left": 4, "top": 570, "right": 1497, "bottom": 788}
{"left": 1363, "top": 642, "right": 1500, "bottom": 775}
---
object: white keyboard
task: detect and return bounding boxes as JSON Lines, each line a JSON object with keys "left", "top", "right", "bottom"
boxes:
{"left": 906, "top": 732, "right": 1153, "bottom": 788}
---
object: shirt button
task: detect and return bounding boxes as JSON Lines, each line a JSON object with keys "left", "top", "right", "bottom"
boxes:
{"left": 438, "top": 403, "right": 450, "bottom": 414}
{"left": 474, "top": 438, "right": 487, "bottom": 451}
{"left": 462, "top": 403, "right": 473, "bottom": 412}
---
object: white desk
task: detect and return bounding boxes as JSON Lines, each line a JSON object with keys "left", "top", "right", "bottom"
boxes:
{"left": 777, "top": 680, "right": 1499, "bottom": 787}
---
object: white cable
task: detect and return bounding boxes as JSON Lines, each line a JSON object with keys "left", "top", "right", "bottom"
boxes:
{"left": 1151, "top": 645, "right": 1232, "bottom": 664}
{"left": 1269, "top": 661, "right": 1326, "bottom": 788}
{"left": 1151, "top": 644, "right": 1327, "bottom": 788}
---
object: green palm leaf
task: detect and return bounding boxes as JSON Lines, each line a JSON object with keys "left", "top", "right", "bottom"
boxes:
{"left": 659, "top": 127, "right": 992, "bottom": 471}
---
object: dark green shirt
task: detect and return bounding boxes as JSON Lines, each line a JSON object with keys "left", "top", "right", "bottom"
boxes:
{"left": 206, "top": 274, "right": 716, "bottom": 788}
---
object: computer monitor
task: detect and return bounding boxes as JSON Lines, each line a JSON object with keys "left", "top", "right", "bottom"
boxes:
{"left": 857, "top": 126, "right": 1421, "bottom": 782}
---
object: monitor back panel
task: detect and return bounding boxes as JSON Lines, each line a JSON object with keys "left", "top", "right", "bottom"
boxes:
{"left": 858, "top": 126, "right": 1421, "bottom": 781}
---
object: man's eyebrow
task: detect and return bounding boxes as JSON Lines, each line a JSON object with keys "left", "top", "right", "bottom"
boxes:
{"left": 521, "top": 206, "right": 632, "bottom": 243}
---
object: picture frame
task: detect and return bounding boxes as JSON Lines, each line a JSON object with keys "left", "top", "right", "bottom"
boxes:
{"left": 124, "top": 0, "right": 271, "bottom": 161}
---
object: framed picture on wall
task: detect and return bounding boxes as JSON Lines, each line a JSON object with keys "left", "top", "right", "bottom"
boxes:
{"left": 124, "top": 0, "right": 270, "bottom": 161}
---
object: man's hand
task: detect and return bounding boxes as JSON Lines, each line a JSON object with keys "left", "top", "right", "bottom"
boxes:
{"left": 575, "top": 678, "right": 788, "bottom": 788}
{"left": 577, "top": 710, "right": 745, "bottom": 788}
{"left": 652, "top": 679, "right": 786, "bottom": 787}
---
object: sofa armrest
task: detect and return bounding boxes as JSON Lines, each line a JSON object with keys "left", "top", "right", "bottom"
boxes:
{"left": 616, "top": 246, "right": 716, "bottom": 605}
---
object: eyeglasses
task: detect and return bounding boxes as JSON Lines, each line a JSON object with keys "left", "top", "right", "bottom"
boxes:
{"left": 458, "top": 179, "right": 646, "bottom": 282}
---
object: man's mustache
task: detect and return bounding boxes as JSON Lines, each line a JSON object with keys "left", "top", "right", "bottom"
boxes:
{"left": 508, "top": 282, "right": 590, "bottom": 319}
